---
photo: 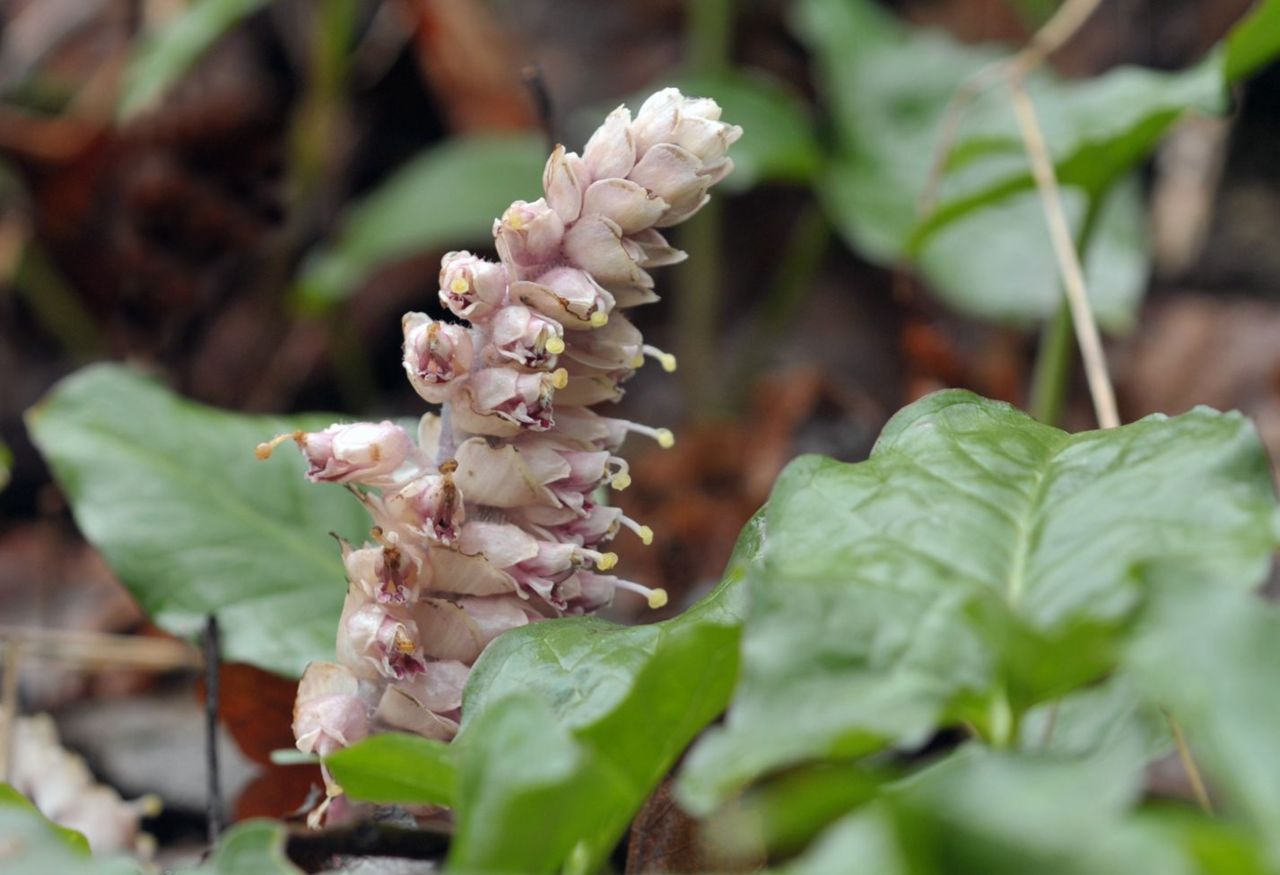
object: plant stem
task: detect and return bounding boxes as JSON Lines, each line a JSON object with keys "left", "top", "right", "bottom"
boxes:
{"left": 676, "top": 0, "right": 733, "bottom": 418}
{"left": 1167, "top": 709, "right": 1214, "bottom": 814}
{"left": 1009, "top": 82, "right": 1118, "bottom": 429}
{"left": 204, "top": 615, "right": 223, "bottom": 847}
{"left": 731, "top": 202, "right": 831, "bottom": 405}
{"left": 1027, "top": 188, "right": 1105, "bottom": 426}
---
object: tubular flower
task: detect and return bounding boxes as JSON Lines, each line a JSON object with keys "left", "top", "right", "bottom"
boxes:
{"left": 260, "top": 89, "right": 739, "bottom": 796}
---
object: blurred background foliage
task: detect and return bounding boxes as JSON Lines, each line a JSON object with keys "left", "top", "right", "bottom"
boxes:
{"left": 3, "top": 0, "right": 1280, "bottom": 868}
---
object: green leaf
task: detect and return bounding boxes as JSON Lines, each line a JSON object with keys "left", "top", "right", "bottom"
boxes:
{"left": 903, "top": 0, "right": 1280, "bottom": 257}
{"left": 678, "top": 390, "right": 1277, "bottom": 812}
{"left": 1129, "top": 583, "right": 1280, "bottom": 860}
{"left": 26, "top": 364, "right": 369, "bottom": 677}
{"left": 445, "top": 514, "right": 762, "bottom": 873}
{"left": 674, "top": 70, "right": 822, "bottom": 190}
{"left": 0, "top": 439, "right": 11, "bottom": 492}
{"left": 176, "top": 820, "right": 302, "bottom": 874}
{"left": 119, "top": 0, "right": 271, "bottom": 120}
{"left": 779, "top": 745, "right": 1243, "bottom": 875}
{"left": 793, "top": 0, "right": 1154, "bottom": 328}
{"left": 325, "top": 733, "right": 455, "bottom": 807}
{"left": 296, "top": 136, "right": 547, "bottom": 306}
{"left": 0, "top": 784, "right": 139, "bottom": 875}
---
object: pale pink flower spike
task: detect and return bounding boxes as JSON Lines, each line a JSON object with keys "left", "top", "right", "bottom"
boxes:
{"left": 260, "top": 88, "right": 739, "bottom": 811}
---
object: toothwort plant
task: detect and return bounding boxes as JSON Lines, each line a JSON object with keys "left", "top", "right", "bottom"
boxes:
{"left": 258, "top": 89, "right": 740, "bottom": 812}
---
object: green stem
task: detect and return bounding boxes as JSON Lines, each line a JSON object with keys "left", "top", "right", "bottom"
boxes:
{"left": 730, "top": 203, "right": 830, "bottom": 405}
{"left": 676, "top": 0, "right": 734, "bottom": 418}
{"left": 1026, "top": 187, "right": 1108, "bottom": 427}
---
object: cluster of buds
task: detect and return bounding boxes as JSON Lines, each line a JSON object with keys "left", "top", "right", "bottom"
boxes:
{"left": 261, "top": 89, "right": 740, "bottom": 806}
{"left": 9, "top": 714, "right": 159, "bottom": 856}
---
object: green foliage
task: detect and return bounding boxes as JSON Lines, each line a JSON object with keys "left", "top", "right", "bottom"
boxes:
{"left": 1130, "top": 583, "right": 1280, "bottom": 860}
{"left": 26, "top": 364, "right": 369, "bottom": 677}
{"left": 325, "top": 734, "right": 455, "bottom": 807}
{"left": 0, "top": 785, "right": 138, "bottom": 875}
{"left": 0, "top": 439, "right": 10, "bottom": 492}
{"left": 295, "top": 136, "right": 547, "bottom": 306}
{"left": 678, "top": 391, "right": 1277, "bottom": 812}
{"left": 119, "top": 0, "right": 271, "bottom": 120}
{"left": 176, "top": 820, "right": 302, "bottom": 874}
{"left": 793, "top": 0, "right": 1280, "bottom": 328}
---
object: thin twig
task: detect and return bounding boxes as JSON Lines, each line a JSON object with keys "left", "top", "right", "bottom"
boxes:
{"left": 0, "top": 641, "right": 23, "bottom": 783}
{"left": 521, "top": 64, "right": 556, "bottom": 150}
{"left": 1008, "top": 81, "right": 1119, "bottom": 429}
{"left": 203, "top": 615, "right": 223, "bottom": 846}
{"left": 1166, "top": 709, "right": 1214, "bottom": 814}
{"left": 0, "top": 626, "right": 201, "bottom": 671}
{"left": 916, "top": 0, "right": 1106, "bottom": 222}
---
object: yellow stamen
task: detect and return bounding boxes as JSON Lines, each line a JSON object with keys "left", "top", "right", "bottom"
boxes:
{"left": 590, "top": 311, "right": 609, "bottom": 328}
{"left": 659, "top": 353, "right": 677, "bottom": 372}
{"left": 450, "top": 277, "right": 470, "bottom": 294}
{"left": 550, "top": 368, "right": 570, "bottom": 389}
{"left": 647, "top": 588, "right": 669, "bottom": 610}
{"left": 637, "top": 525, "right": 654, "bottom": 546}
{"left": 545, "top": 335, "right": 566, "bottom": 355}
{"left": 611, "top": 472, "right": 632, "bottom": 491}
{"left": 596, "top": 552, "right": 619, "bottom": 571}
{"left": 630, "top": 354, "right": 645, "bottom": 368}
{"left": 255, "top": 431, "right": 302, "bottom": 460}
{"left": 393, "top": 629, "right": 416, "bottom": 654}
{"left": 655, "top": 428, "right": 675, "bottom": 449}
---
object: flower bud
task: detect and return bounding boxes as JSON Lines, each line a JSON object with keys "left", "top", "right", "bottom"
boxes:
{"left": 563, "top": 215, "right": 651, "bottom": 287}
{"left": 453, "top": 367, "right": 560, "bottom": 434}
{"left": 488, "top": 304, "right": 565, "bottom": 369}
{"left": 561, "top": 312, "right": 642, "bottom": 369}
{"left": 493, "top": 198, "right": 564, "bottom": 274}
{"left": 581, "top": 178, "right": 668, "bottom": 234}
{"left": 511, "top": 266, "right": 616, "bottom": 330}
{"left": 630, "top": 88, "right": 684, "bottom": 156}
{"left": 293, "top": 662, "right": 370, "bottom": 756}
{"left": 413, "top": 595, "right": 534, "bottom": 663}
{"left": 553, "top": 370, "right": 627, "bottom": 406}
{"left": 403, "top": 313, "right": 474, "bottom": 402}
{"left": 296, "top": 421, "right": 414, "bottom": 486}
{"left": 627, "top": 144, "right": 711, "bottom": 225}
{"left": 555, "top": 571, "right": 616, "bottom": 615}
{"left": 439, "top": 251, "right": 507, "bottom": 320}
{"left": 627, "top": 228, "right": 687, "bottom": 268}
{"left": 385, "top": 472, "right": 465, "bottom": 545}
{"left": 583, "top": 105, "right": 636, "bottom": 180}
{"left": 543, "top": 146, "right": 588, "bottom": 224}
{"left": 344, "top": 542, "right": 425, "bottom": 606}
{"left": 375, "top": 686, "right": 458, "bottom": 741}
{"left": 338, "top": 591, "right": 427, "bottom": 681}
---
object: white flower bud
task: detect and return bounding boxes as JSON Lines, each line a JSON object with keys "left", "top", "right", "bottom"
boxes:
{"left": 493, "top": 198, "right": 564, "bottom": 274}
{"left": 403, "top": 313, "right": 474, "bottom": 402}
{"left": 543, "top": 146, "right": 588, "bottom": 224}
{"left": 439, "top": 251, "right": 507, "bottom": 320}
{"left": 583, "top": 105, "right": 636, "bottom": 180}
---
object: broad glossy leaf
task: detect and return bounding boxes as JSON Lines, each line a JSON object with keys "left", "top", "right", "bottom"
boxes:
{"left": 0, "top": 784, "right": 138, "bottom": 875}
{"left": 679, "top": 391, "right": 1276, "bottom": 812}
{"left": 1129, "top": 583, "right": 1280, "bottom": 860}
{"left": 296, "top": 136, "right": 545, "bottom": 306}
{"left": 177, "top": 820, "right": 302, "bottom": 874}
{"left": 781, "top": 744, "right": 1270, "bottom": 875}
{"left": 793, "top": 0, "right": 1151, "bottom": 328}
{"left": 325, "top": 733, "right": 455, "bottom": 807}
{"left": 119, "top": 0, "right": 270, "bottom": 119}
{"left": 445, "top": 514, "right": 762, "bottom": 873}
{"left": 906, "top": 0, "right": 1280, "bottom": 253}
{"left": 26, "top": 364, "right": 369, "bottom": 677}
